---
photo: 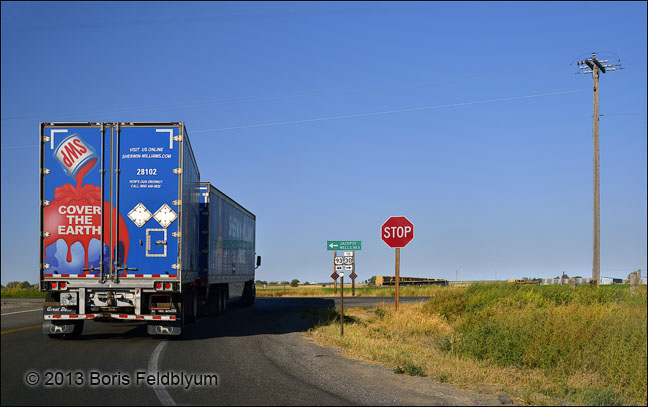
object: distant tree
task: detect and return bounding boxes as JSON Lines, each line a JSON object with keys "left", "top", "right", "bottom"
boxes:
{"left": 21, "top": 281, "right": 32, "bottom": 289}
{"left": 290, "top": 279, "right": 300, "bottom": 287}
{"left": 368, "top": 276, "right": 377, "bottom": 286}
{"left": 280, "top": 280, "right": 289, "bottom": 285}
{"left": 269, "top": 281, "right": 278, "bottom": 285}
{"left": 6, "top": 281, "right": 21, "bottom": 289}
{"left": 256, "top": 280, "right": 267, "bottom": 285}
{"left": 304, "top": 281, "right": 309, "bottom": 285}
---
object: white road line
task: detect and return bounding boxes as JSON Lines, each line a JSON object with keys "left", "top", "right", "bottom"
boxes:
{"left": 148, "top": 340, "right": 176, "bottom": 406}
{"left": 1, "top": 308, "right": 41, "bottom": 316}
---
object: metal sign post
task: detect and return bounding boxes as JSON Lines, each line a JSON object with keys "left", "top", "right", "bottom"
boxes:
{"left": 340, "top": 272, "right": 344, "bottom": 336}
{"left": 334, "top": 250, "right": 337, "bottom": 294}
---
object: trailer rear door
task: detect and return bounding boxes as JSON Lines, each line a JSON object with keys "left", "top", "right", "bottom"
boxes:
{"left": 115, "top": 124, "right": 181, "bottom": 279}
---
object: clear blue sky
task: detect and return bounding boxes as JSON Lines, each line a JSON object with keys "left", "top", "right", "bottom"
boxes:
{"left": 1, "top": 1, "right": 646, "bottom": 285}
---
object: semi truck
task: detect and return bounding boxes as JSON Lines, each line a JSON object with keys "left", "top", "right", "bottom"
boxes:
{"left": 39, "top": 122, "right": 259, "bottom": 337}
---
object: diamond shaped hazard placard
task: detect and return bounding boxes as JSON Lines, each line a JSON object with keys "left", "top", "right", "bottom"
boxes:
{"left": 331, "top": 272, "right": 339, "bottom": 280}
{"left": 153, "top": 204, "right": 177, "bottom": 228}
{"left": 128, "top": 203, "right": 152, "bottom": 228}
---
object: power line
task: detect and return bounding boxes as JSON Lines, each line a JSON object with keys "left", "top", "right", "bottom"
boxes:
{"left": 191, "top": 89, "right": 587, "bottom": 134}
{"left": 0, "top": 88, "right": 587, "bottom": 150}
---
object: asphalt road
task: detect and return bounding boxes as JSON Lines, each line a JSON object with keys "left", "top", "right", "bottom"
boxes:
{"left": 2, "top": 297, "right": 510, "bottom": 406}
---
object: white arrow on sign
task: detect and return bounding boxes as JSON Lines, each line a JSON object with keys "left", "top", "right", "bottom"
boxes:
{"left": 344, "top": 265, "right": 353, "bottom": 271}
{"left": 329, "top": 243, "right": 338, "bottom": 249}
{"left": 336, "top": 265, "right": 343, "bottom": 271}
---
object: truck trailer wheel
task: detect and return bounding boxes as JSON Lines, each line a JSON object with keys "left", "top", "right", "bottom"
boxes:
{"left": 68, "top": 321, "right": 84, "bottom": 337}
{"left": 207, "top": 285, "right": 219, "bottom": 316}
{"left": 183, "top": 289, "right": 197, "bottom": 323}
{"left": 240, "top": 281, "right": 255, "bottom": 307}
{"left": 220, "top": 285, "right": 228, "bottom": 314}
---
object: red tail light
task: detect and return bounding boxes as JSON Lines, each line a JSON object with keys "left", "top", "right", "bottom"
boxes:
{"left": 155, "top": 282, "right": 162, "bottom": 290}
{"left": 60, "top": 282, "right": 67, "bottom": 289}
{"left": 51, "top": 282, "right": 58, "bottom": 289}
{"left": 164, "top": 283, "right": 171, "bottom": 290}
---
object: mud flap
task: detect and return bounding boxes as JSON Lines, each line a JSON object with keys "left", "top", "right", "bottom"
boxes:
{"left": 147, "top": 322, "right": 182, "bottom": 336}
{"left": 43, "top": 320, "right": 78, "bottom": 336}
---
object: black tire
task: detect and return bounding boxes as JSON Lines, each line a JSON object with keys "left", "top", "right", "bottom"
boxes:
{"left": 45, "top": 291, "right": 59, "bottom": 303}
{"left": 183, "top": 289, "right": 197, "bottom": 323}
{"left": 207, "top": 285, "right": 219, "bottom": 316}
{"left": 240, "top": 281, "right": 255, "bottom": 307}
{"left": 216, "top": 285, "right": 225, "bottom": 315}
{"left": 221, "top": 285, "right": 228, "bottom": 314}
{"left": 68, "top": 321, "right": 84, "bottom": 338}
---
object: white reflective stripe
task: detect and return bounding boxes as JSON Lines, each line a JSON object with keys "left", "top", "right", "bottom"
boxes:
{"left": 121, "top": 275, "right": 174, "bottom": 278}
{"left": 44, "top": 314, "right": 176, "bottom": 321}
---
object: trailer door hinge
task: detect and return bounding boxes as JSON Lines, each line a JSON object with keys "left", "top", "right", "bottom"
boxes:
{"left": 43, "top": 231, "right": 51, "bottom": 237}
{"left": 42, "top": 168, "right": 51, "bottom": 175}
{"left": 42, "top": 136, "right": 51, "bottom": 143}
{"left": 172, "top": 232, "right": 181, "bottom": 238}
{"left": 173, "top": 168, "right": 182, "bottom": 174}
{"left": 172, "top": 200, "right": 181, "bottom": 206}
{"left": 201, "top": 249, "right": 209, "bottom": 254}
{"left": 201, "top": 230, "right": 209, "bottom": 235}
{"left": 42, "top": 200, "right": 51, "bottom": 207}
{"left": 171, "top": 264, "right": 179, "bottom": 270}
{"left": 173, "top": 135, "right": 182, "bottom": 142}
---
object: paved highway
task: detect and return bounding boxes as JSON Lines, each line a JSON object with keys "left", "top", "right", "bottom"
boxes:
{"left": 2, "top": 297, "right": 509, "bottom": 406}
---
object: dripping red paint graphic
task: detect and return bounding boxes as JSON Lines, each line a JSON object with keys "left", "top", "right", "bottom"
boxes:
{"left": 44, "top": 135, "right": 129, "bottom": 274}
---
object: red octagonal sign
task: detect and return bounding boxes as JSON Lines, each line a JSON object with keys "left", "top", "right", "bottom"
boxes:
{"left": 381, "top": 216, "right": 414, "bottom": 248}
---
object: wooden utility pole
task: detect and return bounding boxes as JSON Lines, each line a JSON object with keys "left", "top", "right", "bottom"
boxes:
{"left": 395, "top": 248, "right": 400, "bottom": 312}
{"left": 593, "top": 63, "right": 600, "bottom": 287}
{"left": 576, "top": 52, "right": 621, "bottom": 287}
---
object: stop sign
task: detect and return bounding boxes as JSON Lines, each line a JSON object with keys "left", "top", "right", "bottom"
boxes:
{"left": 381, "top": 216, "right": 414, "bottom": 248}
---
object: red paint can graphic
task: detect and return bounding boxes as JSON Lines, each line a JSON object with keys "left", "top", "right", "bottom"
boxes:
{"left": 53, "top": 134, "right": 97, "bottom": 178}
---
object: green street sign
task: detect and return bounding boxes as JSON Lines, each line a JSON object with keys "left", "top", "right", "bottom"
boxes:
{"left": 327, "top": 240, "right": 362, "bottom": 251}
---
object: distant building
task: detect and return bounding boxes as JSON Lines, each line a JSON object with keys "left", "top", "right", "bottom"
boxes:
{"left": 507, "top": 279, "right": 539, "bottom": 285}
{"left": 600, "top": 277, "right": 623, "bottom": 285}
{"left": 374, "top": 276, "right": 448, "bottom": 286}
{"left": 542, "top": 277, "right": 592, "bottom": 285}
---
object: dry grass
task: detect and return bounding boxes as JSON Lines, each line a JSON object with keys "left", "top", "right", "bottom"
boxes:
{"left": 307, "top": 284, "right": 647, "bottom": 406}
{"left": 256, "top": 284, "right": 444, "bottom": 297}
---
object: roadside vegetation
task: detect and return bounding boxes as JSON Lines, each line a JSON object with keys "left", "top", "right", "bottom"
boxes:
{"left": 256, "top": 282, "right": 447, "bottom": 297}
{"left": 308, "top": 283, "right": 647, "bottom": 406}
{"left": 1, "top": 282, "right": 45, "bottom": 298}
